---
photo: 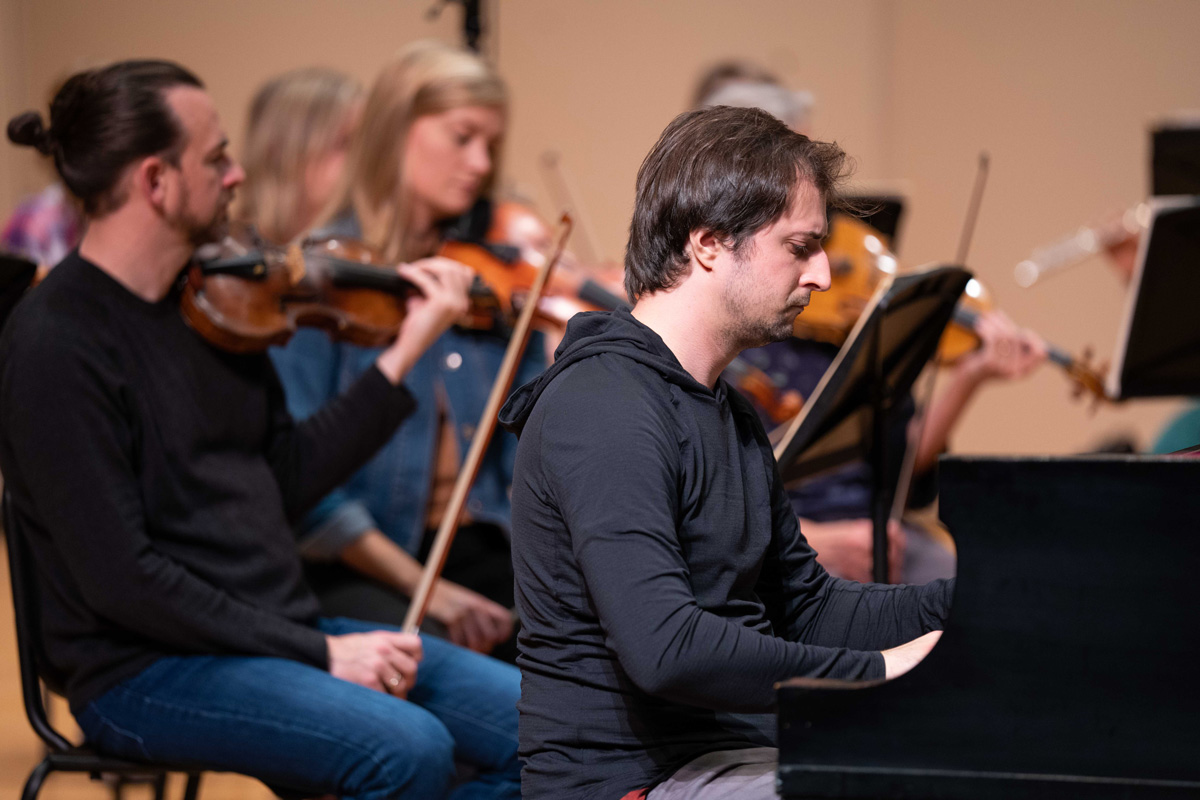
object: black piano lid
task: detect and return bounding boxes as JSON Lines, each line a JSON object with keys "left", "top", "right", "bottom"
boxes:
{"left": 778, "top": 455, "right": 1200, "bottom": 799}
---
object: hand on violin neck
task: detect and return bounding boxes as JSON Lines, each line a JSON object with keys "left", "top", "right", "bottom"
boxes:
{"left": 955, "top": 309, "right": 1048, "bottom": 386}
{"left": 376, "top": 256, "right": 473, "bottom": 384}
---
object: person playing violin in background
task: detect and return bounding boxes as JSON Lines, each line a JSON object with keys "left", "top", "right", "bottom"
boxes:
{"left": 238, "top": 67, "right": 363, "bottom": 247}
{"left": 268, "top": 40, "right": 537, "bottom": 661}
{"left": 696, "top": 65, "right": 1048, "bottom": 583}
{"left": 239, "top": 64, "right": 515, "bottom": 655}
{"left": 0, "top": 59, "right": 521, "bottom": 799}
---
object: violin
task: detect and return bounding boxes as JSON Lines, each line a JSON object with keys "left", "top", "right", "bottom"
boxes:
{"left": 938, "top": 277, "right": 1108, "bottom": 400}
{"left": 793, "top": 214, "right": 895, "bottom": 346}
{"left": 181, "top": 225, "right": 307, "bottom": 353}
{"left": 296, "top": 236, "right": 418, "bottom": 347}
{"left": 180, "top": 224, "right": 417, "bottom": 353}
{"left": 439, "top": 201, "right": 627, "bottom": 332}
{"left": 724, "top": 357, "right": 804, "bottom": 423}
{"left": 796, "top": 213, "right": 1109, "bottom": 402}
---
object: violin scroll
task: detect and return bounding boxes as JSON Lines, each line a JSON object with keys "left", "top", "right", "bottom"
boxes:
{"left": 1061, "top": 346, "right": 1111, "bottom": 408}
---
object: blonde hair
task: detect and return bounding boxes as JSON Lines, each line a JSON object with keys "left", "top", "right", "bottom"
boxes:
{"left": 240, "top": 67, "right": 363, "bottom": 244}
{"left": 330, "top": 39, "right": 506, "bottom": 262}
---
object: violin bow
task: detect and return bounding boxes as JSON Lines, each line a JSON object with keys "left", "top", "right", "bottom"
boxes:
{"left": 888, "top": 365, "right": 940, "bottom": 526}
{"left": 402, "top": 212, "right": 574, "bottom": 635}
{"left": 887, "top": 153, "right": 990, "bottom": 577}
{"left": 955, "top": 151, "right": 990, "bottom": 266}
{"left": 539, "top": 150, "right": 602, "bottom": 266}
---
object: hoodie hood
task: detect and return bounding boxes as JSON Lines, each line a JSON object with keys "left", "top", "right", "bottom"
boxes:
{"left": 499, "top": 309, "right": 707, "bottom": 435}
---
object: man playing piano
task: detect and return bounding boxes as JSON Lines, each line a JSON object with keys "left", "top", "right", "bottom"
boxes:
{"left": 499, "top": 106, "right": 952, "bottom": 800}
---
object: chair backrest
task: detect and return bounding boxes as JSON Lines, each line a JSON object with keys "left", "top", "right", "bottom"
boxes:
{"left": 4, "top": 490, "right": 74, "bottom": 751}
{"left": 0, "top": 254, "right": 39, "bottom": 334}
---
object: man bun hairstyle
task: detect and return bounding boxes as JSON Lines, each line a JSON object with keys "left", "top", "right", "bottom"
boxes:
{"left": 6, "top": 60, "right": 203, "bottom": 216}
{"left": 624, "top": 105, "right": 850, "bottom": 300}
{"left": 6, "top": 111, "right": 54, "bottom": 155}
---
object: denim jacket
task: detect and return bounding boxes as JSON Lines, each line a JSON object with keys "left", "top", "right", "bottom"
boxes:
{"left": 268, "top": 211, "right": 546, "bottom": 559}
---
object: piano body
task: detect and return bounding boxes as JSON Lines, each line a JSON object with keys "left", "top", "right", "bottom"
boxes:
{"left": 778, "top": 455, "right": 1200, "bottom": 799}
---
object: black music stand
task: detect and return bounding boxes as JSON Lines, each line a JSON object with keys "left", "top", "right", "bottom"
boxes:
{"left": 1106, "top": 196, "right": 1200, "bottom": 399}
{"left": 773, "top": 265, "right": 971, "bottom": 582}
{"left": 1151, "top": 122, "right": 1200, "bottom": 196}
{"left": 839, "top": 195, "right": 905, "bottom": 251}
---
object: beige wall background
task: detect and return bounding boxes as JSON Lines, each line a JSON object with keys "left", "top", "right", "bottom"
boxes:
{"left": 3, "top": 0, "right": 1198, "bottom": 457}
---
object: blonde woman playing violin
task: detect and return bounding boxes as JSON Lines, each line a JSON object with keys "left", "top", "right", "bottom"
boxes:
{"left": 264, "top": 43, "right": 537, "bottom": 663}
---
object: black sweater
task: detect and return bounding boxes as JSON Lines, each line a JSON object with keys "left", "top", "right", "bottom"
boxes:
{"left": 499, "top": 310, "right": 952, "bottom": 800}
{"left": 0, "top": 252, "right": 414, "bottom": 711}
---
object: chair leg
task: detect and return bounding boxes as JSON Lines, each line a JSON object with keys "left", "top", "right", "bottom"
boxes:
{"left": 181, "top": 772, "right": 203, "bottom": 800}
{"left": 21, "top": 760, "right": 52, "bottom": 800}
{"left": 152, "top": 773, "right": 168, "bottom": 800}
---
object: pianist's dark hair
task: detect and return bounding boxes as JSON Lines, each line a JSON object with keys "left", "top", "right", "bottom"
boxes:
{"left": 6, "top": 60, "right": 203, "bottom": 216}
{"left": 624, "top": 105, "right": 851, "bottom": 300}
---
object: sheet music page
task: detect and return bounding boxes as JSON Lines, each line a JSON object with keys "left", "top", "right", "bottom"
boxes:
{"left": 1106, "top": 195, "right": 1200, "bottom": 399}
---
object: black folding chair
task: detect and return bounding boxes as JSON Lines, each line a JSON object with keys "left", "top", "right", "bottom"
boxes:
{"left": 3, "top": 491, "right": 205, "bottom": 800}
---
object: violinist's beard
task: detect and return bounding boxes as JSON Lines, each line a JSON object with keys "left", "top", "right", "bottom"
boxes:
{"left": 190, "top": 217, "right": 230, "bottom": 249}
{"left": 177, "top": 183, "right": 234, "bottom": 248}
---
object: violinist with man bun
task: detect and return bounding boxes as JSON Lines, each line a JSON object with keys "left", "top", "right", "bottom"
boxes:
{"left": 1, "top": 59, "right": 520, "bottom": 799}
{"left": 499, "top": 106, "right": 951, "bottom": 800}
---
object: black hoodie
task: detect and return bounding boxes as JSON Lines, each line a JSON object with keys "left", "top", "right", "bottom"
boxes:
{"left": 499, "top": 309, "right": 952, "bottom": 800}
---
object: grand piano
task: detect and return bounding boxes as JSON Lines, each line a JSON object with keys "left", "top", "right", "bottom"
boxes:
{"left": 778, "top": 454, "right": 1200, "bottom": 799}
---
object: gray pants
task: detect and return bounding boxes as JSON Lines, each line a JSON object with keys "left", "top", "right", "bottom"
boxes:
{"left": 647, "top": 747, "right": 778, "bottom": 800}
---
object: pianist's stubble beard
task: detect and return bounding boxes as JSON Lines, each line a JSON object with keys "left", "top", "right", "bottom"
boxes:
{"left": 720, "top": 247, "right": 812, "bottom": 351}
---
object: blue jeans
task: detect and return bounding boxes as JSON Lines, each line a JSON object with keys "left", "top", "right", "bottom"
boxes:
{"left": 75, "top": 618, "right": 520, "bottom": 800}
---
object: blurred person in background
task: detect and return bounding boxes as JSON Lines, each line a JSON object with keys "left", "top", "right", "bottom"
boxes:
{"left": 268, "top": 41, "right": 541, "bottom": 661}
{"left": 3, "top": 76, "right": 84, "bottom": 267}
{"left": 238, "top": 66, "right": 363, "bottom": 246}
{"left": 243, "top": 62, "right": 515, "bottom": 655}
{"left": 697, "top": 61, "right": 1047, "bottom": 583}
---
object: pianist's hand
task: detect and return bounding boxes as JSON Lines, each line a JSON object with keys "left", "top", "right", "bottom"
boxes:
{"left": 882, "top": 630, "right": 942, "bottom": 680}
